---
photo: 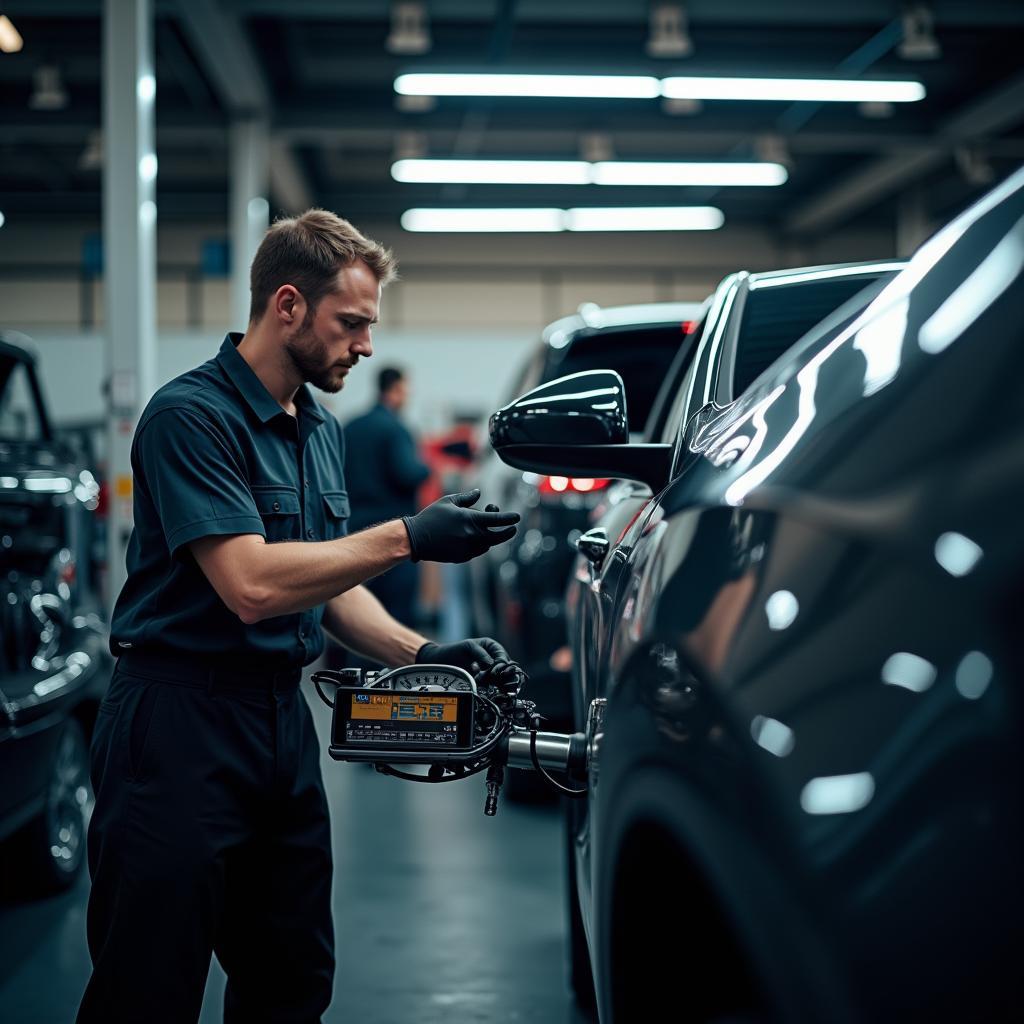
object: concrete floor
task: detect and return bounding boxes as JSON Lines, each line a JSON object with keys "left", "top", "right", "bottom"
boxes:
{"left": 0, "top": 677, "right": 591, "bottom": 1024}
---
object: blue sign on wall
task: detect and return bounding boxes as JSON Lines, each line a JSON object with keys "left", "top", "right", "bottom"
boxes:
{"left": 201, "top": 239, "right": 230, "bottom": 277}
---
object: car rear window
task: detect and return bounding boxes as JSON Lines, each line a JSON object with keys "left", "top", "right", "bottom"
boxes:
{"left": 733, "top": 275, "right": 886, "bottom": 395}
{"left": 547, "top": 325, "right": 685, "bottom": 433}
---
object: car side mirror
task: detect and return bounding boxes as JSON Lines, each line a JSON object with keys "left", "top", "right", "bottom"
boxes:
{"left": 489, "top": 369, "right": 629, "bottom": 447}
{"left": 489, "top": 370, "right": 673, "bottom": 491}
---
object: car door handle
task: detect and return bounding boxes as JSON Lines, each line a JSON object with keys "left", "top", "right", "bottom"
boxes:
{"left": 576, "top": 527, "right": 609, "bottom": 569}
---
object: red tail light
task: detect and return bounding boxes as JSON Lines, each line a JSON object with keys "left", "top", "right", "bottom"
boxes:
{"left": 536, "top": 476, "right": 611, "bottom": 496}
{"left": 682, "top": 319, "right": 699, "bottom": 334}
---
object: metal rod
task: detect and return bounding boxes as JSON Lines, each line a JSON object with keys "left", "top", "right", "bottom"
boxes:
{"left": 505, "top": 730, "right": 580, "bottom": 773}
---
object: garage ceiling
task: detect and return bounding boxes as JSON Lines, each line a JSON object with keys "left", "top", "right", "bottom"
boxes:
{"left": 1, "top": 0, "right": 1023, "bottom": 235}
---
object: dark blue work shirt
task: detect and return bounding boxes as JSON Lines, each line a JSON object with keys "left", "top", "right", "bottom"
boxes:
{"left": 344, "top": 403, "right": 429, "bottom": 532}
{"left": 110, "top": 334, "right": 350, "bottom": 668}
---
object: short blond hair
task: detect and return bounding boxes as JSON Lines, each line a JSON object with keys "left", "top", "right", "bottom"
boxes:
{"left": 249, "top": 208, "right": 397, "bottom": 322}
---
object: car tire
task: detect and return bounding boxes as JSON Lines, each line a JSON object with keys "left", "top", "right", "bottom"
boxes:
{"left": 23, "top": 717, "right": 93, "bottom": 892}
{"left": 564, "top": 804, "right": 597, "bottom": 1015}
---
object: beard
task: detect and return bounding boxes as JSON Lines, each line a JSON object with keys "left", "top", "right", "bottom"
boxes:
{"left": 283, "top": 311, "right": 348, "bottom": 394}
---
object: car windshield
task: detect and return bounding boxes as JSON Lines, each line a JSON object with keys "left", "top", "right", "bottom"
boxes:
{"left": 546, "top": 324, "right": 686, "bottom": 433}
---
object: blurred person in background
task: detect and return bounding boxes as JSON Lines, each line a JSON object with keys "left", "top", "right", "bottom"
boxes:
{"left": 344, "top": 366, "right": 430, "bottom": 633}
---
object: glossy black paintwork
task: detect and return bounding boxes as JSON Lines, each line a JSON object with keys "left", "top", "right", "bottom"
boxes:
{"left": 573, "top": 174, "right": 1019, "bottom": 1015}
{"left": 509, "top": 173, "right": 1024, "bottom": 1020}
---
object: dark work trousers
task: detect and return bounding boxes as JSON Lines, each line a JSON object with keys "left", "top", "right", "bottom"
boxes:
{"left": 77, "top": 663, "right": 334, "bottom": 1024}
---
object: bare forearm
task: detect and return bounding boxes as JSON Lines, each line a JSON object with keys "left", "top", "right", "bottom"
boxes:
{"left": 192, "top": 520, "right": 410, "bottom": 623}
{"left": 322, "top": 585, "right": 426, "bottom": 667}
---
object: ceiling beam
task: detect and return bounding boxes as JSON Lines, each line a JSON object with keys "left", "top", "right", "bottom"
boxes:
{"left": 174, "top": 0, "right": 314, "bottom": 212}
{"left": 3, "top": 118, "right": 1024, "bottom": 161}
{"left": 786, "top": 70, "right": 1024, "bottom": 235}
{"left": 175, "top": 0, "right": 268, "bottom": 113}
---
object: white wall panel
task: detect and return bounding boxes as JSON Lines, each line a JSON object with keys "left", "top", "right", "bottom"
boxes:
{"left": 17, "top": 327, "right": 537, "bottom": 442}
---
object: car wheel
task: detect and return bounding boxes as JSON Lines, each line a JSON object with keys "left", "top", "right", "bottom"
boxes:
{"left": 25, "top": 717, "right": 93, "bottom": 891}
{"left": 565, "top": 805, "right": 597, "bottom": 1014}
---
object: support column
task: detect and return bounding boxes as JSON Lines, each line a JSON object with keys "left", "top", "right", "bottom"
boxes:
{"left": 103, "top": 0, "right": 156, "bottom": 612}
{"left": 230, "top": 117, "right": 270, "bottom": 330}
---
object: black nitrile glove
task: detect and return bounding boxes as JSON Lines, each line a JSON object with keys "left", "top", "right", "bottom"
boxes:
{"left": 402, "top": 489, "right": 519, "bottom": 563}
{"left": 416, "top": 637, "right": 510, "bottom": 677}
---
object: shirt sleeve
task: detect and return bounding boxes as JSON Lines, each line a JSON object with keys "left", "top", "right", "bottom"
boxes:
{"left": 134, "top": 405, "right": 265, "bottom": 556}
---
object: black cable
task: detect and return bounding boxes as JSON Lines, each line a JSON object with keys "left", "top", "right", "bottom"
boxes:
{"left": 375, "top": 759, "right": 496, "bottom": 784}
{"left": 530, "top": 730, "right": 588, "bottom": 798}
{"left": 312, "top": 673, "right": 336, "bottom": 709}
{"left": 373, "top": 692, "right": 511, "bottom": 783}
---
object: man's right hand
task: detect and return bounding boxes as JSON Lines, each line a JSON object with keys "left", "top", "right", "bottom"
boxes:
{"left": 402, "top": 489, "right": 519, "bottom": 563}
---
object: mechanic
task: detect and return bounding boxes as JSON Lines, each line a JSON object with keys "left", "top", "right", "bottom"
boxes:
{"left": 77, "top": 208, "right": 520, "bottom": 1024}
{"left": 344, "top": 366, "right": 430, "bottom": 632}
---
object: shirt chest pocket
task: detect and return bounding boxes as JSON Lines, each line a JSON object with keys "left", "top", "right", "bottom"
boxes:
{"left": 322, "top": 490, "right": 350, "bottom": 541}
{"left": 252, "top": 485, "right": 301, "bottom": 543}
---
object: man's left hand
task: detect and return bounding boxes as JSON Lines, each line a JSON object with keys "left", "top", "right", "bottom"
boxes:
{"left": 416, "top": 637, "right": 510, "bottom": 677}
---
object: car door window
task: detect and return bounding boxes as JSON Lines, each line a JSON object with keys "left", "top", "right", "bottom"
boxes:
{"left": 722, "top": 269, "right": 902, "bottom": 400}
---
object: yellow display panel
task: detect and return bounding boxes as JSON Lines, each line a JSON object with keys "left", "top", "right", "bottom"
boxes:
{"left": 350, "top": 693, "right": 460, "bottom": 723}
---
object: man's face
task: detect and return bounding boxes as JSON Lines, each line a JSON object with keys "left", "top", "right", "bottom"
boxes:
{"left": 284, "top": 259, "right": 381, "bottom": 394}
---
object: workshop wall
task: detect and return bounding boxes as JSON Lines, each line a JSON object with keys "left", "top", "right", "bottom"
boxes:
{"left": 24, "top": 327, "right": 536, "bottom": 436}
{"left": 0, "top": 217, "right": 897, "bottom": 332}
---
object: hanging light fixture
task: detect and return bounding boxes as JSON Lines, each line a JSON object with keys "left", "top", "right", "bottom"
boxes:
{"left": 386, "top": 2, "right": 432, "bottom": 56}
{"left": 29, "top": 65, "right": 68, "bottom": 111}
{"left": 898, "top": 4, "right": 941, "bottom": 60}
{"left": 0, "top": 14, "right": 23, "bottom": 53}
{"left": 646, "top": 4, "right": 693, "bottom": 59}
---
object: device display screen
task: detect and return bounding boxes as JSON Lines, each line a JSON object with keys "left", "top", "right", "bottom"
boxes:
{"left": 343, "top": 692, "right": 466, "bottom": 747}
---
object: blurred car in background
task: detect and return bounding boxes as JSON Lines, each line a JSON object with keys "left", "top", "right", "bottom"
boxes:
{"left": 492, "top": 170, "right": 1024, "bottom": 1022}
{"left": 468, "top": 301, "right": 702, "bottom": 735}
{"left": 0, "top": 331, "right": 111, "bottom": 892}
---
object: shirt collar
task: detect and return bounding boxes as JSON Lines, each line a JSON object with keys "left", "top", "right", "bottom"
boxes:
{"left": 217, "top": 333, "right": 326, "bottom": 425}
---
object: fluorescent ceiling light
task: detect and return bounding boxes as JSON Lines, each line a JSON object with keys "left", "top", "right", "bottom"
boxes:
{"left": 401, "top": 207, "right": 724, "bottom": 232}
{"left": 394, "top": 73, "right": 660, "bottom": 99}
{"left": 401, "top": 208, "right": 565, "bottom": 232}
{"left": 393, "top": 159, "right": 786, "bottom": 187}
{"left": 393, "top": 159, "right": 591, "bottom": 185}
{"left": 394, "top": 73, "right": 923, "bottom": 105}
{"left": 592, "top": 161, "right": 786, "bottom": 186}
{"left": 662, "top": 76, "right": 925, "bottom": 103}
{"left": 567, "top": 206, "right": 723, "bottom": 231}
{"left": 0, "top": 15, "right": 23, "bottom": 53}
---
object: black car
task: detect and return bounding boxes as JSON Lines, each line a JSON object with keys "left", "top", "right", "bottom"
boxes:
{"left": 0, "top": 331, "right": 111, "bottom": 891}
{"left": 584, "top": 258, "right": 907, "bottom": 637}
{"left": 491, "top": 167, "right": 1024, "bottom": 1022}
{"left": 468, "top": 301, "right": 702, "bottom": 728}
